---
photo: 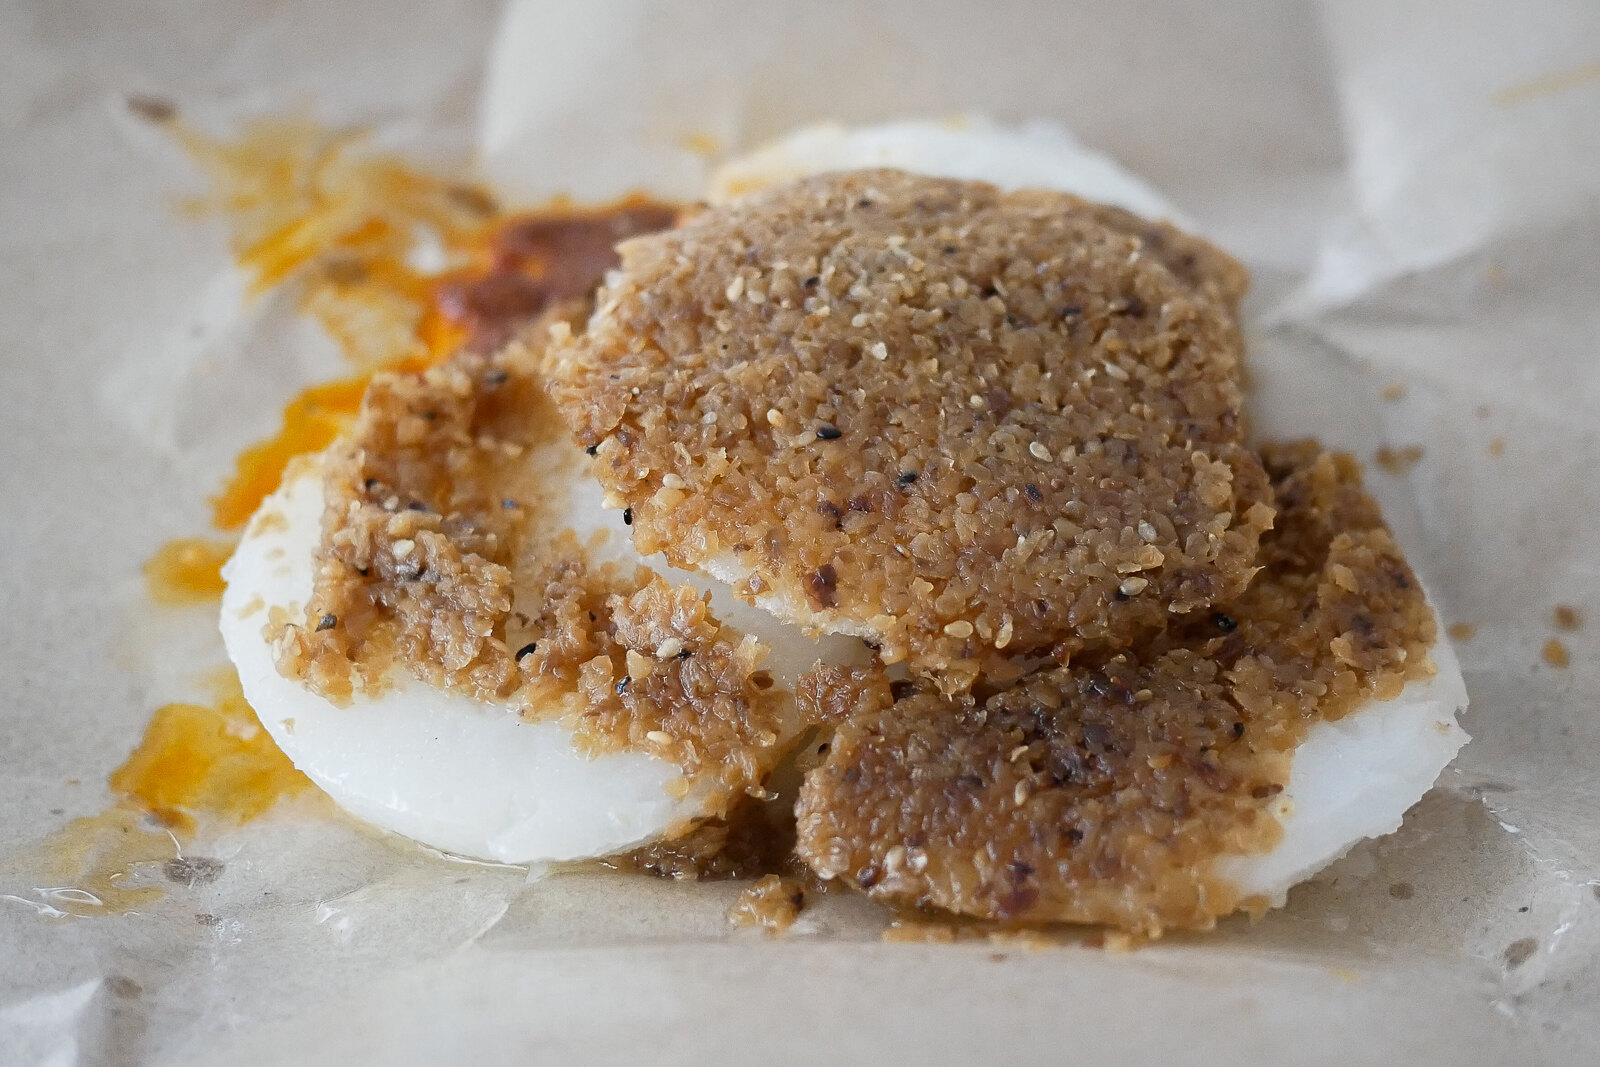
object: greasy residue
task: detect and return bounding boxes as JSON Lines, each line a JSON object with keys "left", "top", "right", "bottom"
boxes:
{"left": 3, "top": 672, "right": 316, "bottom": 917}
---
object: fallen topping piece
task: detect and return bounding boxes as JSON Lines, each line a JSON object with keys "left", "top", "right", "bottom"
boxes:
{"left": 794, "top": 442, "right": 1465, "bottom": 936}
{"left": 548, "top": 170, "right": 1273, "bottom": 684}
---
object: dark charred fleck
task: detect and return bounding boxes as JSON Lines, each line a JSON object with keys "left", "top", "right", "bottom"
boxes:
{"left": 677, "top": 647, "right": 692, "bottom": 659}
{"left": 315, "top": 613, "right": 337, "bottom": 632}
{"left": 515, "top": 642, "right": 538, "bottom": 661}
{"left": 856, "top": 198, "right": 873, "bottom": 209}
{"left": 807, "top": 563, "right": 838, "bottom": 609}
{"left": 1065, "top": 828, "right": 1085, "bottom": 844}
{"left": 406, "top": 500, "right": 428, "bottom": 511}
{"left": 802, "top": 275, "right": 820, "bottom": 289}
{"left": 942, "top": 245, "right": 957, "bottom": 255}
{"left": 363, "top": 477, "right": 379, "bottom": 490}
{"left": 622, "top": 508, "right": 633, "bottom": 526}
{"left": 895, "top": 471, "right": 919, "bottom": 488}
{"left": 1213, "top": 612, "right": 1238, "bottom": 633}
{"left": 1024, "top": 482, "right": 1043, "bottom": 503}
{"left": 816, "top": 423, "right": 843, "bottom": 440}
{"left": 889, "top": 680, "right": 920, "bottom": 701}
{"left": 1232, "top": 722, "right": 1246, "bottom": 739}
{"left": 980, "top": 285, "right": 998, "bottom": 299}
{"left": 585, "top": 444, "right": 598, "bottom": 456}
{"left": 615, "top": 676, "right": 630, "bottom": 695}
{"left": 1059, "top": 305, "right": 1083, "bottom": 319}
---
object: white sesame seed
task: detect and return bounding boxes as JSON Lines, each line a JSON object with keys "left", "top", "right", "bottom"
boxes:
{"left": 1008, "top": 745, "right": 1030, "bottom": 762}
{"left": 646, "top": 730, "right": 673, "bottom": 746}
{"left": 390, "top": 538, "right": 415, "bottom": 557}
{"left": 1138, "top": 521, "right": 1159, "bottom": 542}
{"left": 943, "top": 620, "right": 974, "bottom": 638}
{"left": 851, "top": 313, "right": 871, "bottom": 328}
{"left": 1013, "top": 781, "right": 1030, "bottom": 807}
{"left": 871, "top": 342, "right": 888, "bottom": 360}
{"left": 885, "top": 845, "right": 908, "bottom": 870}
{"left": 995, "top": 615, "right": 1014, "bottom": 649}
{"left": 1029, "top": 441, "right": 1052, "bottom": 461}
{"left": 655, "top": 637, "right": 684, "bottom": 660}
{"left": 724, "top": 275, "right": 744, "bottom": 302}
{"left": 1104, "top": 361, "right": 1131, "bottom": 382}
{"left": 1119, "top": 576, "right": 1149, "bottom": 596}
{"left": 661, "top": 473, "right": 686, "bottom": 490}
{"left": 969, "top": 394, "right": 985, "bottom": 408}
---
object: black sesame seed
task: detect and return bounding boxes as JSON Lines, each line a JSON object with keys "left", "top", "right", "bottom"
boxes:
{"left": 515, "top": 642, "right": 538, "bottom": 660}
{"left": 802, "top": 275, "right": 820, "bottom": 289}
{"left": 585, "top": 444, "right": 598, "bottom": 456}
{"left": 622, "top": 507, "right": 633, "bottom": 526}
{"left": 615, "top": 676, "right": 630, "bottom": 695}
{"left": 677, "top": 647, "right": 692, "bottom": 659}
{"left": 363, "top": 477, "right": 379, "bottom": 490}
{"left": 816, "top": 423, "right": 843, "bottom": 441}
{"left": 1024, "top": 482, "right": 1043, "bottom": 503}
{"left": 315, "top": 613, "right": 337, "bottom": 632}
{"left": 1213, "top": 612, "right": 1238, "bottom": 633}
{"left": 588, "top": 611, "right": 597, "bottom": 622}
{"left": 895, "top": 471, "right": 919, "bottom": 488}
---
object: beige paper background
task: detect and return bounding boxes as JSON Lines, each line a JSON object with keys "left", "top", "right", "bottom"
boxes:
{"left": 1, "top": 0, "right": 1597, "bottom": 1062}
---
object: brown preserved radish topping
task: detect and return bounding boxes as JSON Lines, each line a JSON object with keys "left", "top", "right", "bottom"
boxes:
{"left": 546, "top": 170, "right": 1273, "bottom": 686}
{"left": 794, "top": 443, "right": 1437, "bottom": 935}
{"left": 271, "top": 236, "right": 802, "bottom": 801}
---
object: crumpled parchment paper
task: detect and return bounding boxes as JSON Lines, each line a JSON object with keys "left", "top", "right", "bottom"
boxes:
{"left": 2, "top": 1, "right": 1597, "bottom": 1062}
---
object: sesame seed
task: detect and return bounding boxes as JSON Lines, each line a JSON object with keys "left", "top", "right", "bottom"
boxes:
{"left": 515, "top": 642, "right": 538, "bottom": 660}
{"left": 315, "top": 613, "right": 337, "bottom": 632}
{"left": 816, "top": 423, "right": 843, "bottom": 440}
{"left": 871, "top": 341, "right": 888, "bottom": 360}
{"left": 1029, "top": 441, "right": 1052, "bottom": 461}
{"left": 1103, "top": 361, "right": 1131, "bottom": 381}
{"left": 662, "top": 473, "right": 686, "bottom": 490}
{"left": 1008, "top": 744, "right": 1029, "bottom": 762}
{"left": 390, "top": 539, "right": 415, "bottom": 557}
{"left": 1013, "top": 781, "right": 1030, "bottom": 807}
{"left": 655, "top": 637, "right": 684, "bottom": 660}
{"left": 646, "top": 730, "right": 673, "bottom": 746}
{"left": 1138, "top": 521, "right": 1158, "bottom": 542}
{"left": 943, "top": 620, "right": 974, "bottom": 638}
{"left": 725, "top": 275, "right": 744, "bottom": 302}
{"left": 1119, "top": 576, "right": 1149, "bottom": 596}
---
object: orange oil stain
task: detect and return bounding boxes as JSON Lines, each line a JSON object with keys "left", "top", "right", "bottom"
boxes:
{"left": 143, "top": 536, "right": 236, "bottom": 603}
{"left": 5, "top": 671, "right": 315, "bottom": 917}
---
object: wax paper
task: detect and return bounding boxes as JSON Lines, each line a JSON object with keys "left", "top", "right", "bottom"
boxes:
{"left": 2, "top": 0, "right": 1597, "bottom": 1062}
